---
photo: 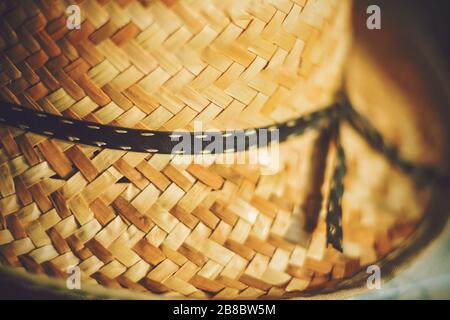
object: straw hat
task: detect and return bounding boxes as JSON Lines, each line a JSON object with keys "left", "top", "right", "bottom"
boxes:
{"left": 0, "top": 0, "right": 448, "bottom": 299}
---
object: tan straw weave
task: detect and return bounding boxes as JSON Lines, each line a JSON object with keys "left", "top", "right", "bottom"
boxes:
{"left": 0, "top": 0, "right": 447, "bottom": 299}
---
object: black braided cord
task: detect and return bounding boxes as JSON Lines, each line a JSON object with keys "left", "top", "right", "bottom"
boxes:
{"left": 0, "top": 99, "right": 448, "bottom": 251}
{"left": 0, "top": 101, "right": 337, "bottom": 154}
{"left": 342, "top": 100, "right": 450, "bottom": 188}
{"left": 326, "top": 121, "right": 346, "bottom": 252}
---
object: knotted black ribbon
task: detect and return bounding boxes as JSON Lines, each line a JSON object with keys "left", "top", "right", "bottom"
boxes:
{"left": 0, "top": 99, "right": 448, "bottom": 251}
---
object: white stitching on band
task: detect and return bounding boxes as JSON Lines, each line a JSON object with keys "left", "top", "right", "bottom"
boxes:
{"left": 286, "top": 120, "right": 296, "bottom": 127}
{"left": 245, "top": 129, "right": 256, "bottom": 136}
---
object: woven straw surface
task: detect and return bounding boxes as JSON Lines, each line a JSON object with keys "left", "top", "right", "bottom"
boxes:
{"left": 0, "top": 0, "right": 439, "bottom": 299}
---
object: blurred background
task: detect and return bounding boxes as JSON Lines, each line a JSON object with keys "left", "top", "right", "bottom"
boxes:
{"left": 357, "top": 0, "right": 450, "bottom": 300}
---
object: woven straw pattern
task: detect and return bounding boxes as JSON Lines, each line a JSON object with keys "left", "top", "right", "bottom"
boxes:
{"left": 0, "top": 0, "right": 428, "bottom": 299}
